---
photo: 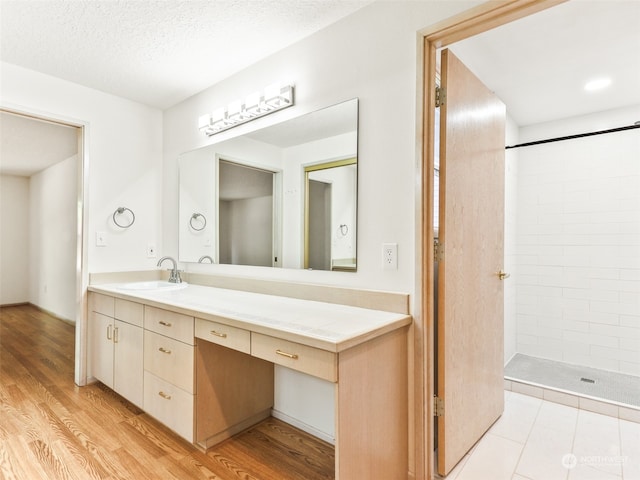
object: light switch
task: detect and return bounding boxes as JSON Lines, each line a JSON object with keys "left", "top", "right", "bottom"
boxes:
{"left": 96, "top": 231, "right": 107, "bottom": 247}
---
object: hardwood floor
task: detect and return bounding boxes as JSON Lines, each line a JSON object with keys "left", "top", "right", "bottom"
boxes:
{"left": 0, "top": 305, "right": 335, "bottom": 480}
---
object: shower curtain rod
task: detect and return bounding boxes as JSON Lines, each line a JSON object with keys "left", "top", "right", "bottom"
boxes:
{"left": 505, "top": 123, "right": 640, "bottom": 150}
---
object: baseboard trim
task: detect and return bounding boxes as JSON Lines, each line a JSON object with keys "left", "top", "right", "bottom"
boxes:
{"left": 505, "top": 378, "right": 640, "bottom": 423}
{"left": 29, "top": 303, "right": 75, "bottom": 326}
{"left": 271, "top": 409, "right": 335, "bottom": 445}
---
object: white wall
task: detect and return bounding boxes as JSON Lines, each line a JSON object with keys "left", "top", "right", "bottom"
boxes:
{"left": 0, "top": 175, "right": 30, "bottom": 304}
{"left": 28, "top": 155, "right": 78, "bottom": 322}
{"left": 514, "top": 105, "right": 640, "bottom": 375}
{"left": 0, "top": 62, "right": 164, "bottom": 275}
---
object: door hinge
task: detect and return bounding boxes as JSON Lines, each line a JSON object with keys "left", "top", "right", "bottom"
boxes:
{"left": 434, "top": 238, "right": 444, "bottom": 262}
{"left": 435, "top": 86, "right": 445, "bottom": 107}
{"left": 434, "top": 396, "right": 444, "bottom": 417}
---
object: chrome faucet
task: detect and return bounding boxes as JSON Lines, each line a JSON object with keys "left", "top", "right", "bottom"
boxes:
{"left": 157, "top": 256, "right": 182, "bottom": 283}
{"left": 198, "top": 255, "right": 214, "bottom": 263}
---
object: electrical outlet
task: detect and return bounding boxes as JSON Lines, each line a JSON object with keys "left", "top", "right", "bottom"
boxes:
{"left": 383, "top": 243, "right": 398, "bottom": 270}
{"left": 147, "top": 244, "right": 156, "bottom": 258}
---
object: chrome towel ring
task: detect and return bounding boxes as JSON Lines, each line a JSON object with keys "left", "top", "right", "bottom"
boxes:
{"left": 113, "top": 207, "right": 135, "bottom": 228}
{"left": 190, "top": 213, "right": 207, "bottom": 231}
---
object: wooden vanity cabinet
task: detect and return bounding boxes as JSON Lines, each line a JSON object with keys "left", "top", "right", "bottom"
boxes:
{"left": 143, "top": 306, "right": 195, "bottom": 442}
{"left": 88, "top": 293, "right": 144, "bottom": 408}
{"left": 88, "top": 287, "right": 410, "bottom": 479}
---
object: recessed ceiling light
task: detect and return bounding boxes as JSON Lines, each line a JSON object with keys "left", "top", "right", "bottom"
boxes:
{"left": 584, "top": 78, "right": 612, "bottom": 92}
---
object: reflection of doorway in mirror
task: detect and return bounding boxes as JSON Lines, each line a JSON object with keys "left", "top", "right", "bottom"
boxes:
{"left": 218, "top": 159, "right": 277, "bottom": 267}
{"left": 307, "top": 180, "right": 332, "bottom": 270}
{"left": 304, "top": 158, "right": 357, "bottom": 271}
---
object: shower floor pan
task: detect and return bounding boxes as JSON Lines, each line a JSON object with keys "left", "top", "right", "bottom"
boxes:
{"left": 505, "top": 353, "right": 640, "bottom": 409}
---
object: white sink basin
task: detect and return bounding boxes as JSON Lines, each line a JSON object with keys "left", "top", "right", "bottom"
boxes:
{"left": 114, "top": 280, "right": 188, "bottom": 291}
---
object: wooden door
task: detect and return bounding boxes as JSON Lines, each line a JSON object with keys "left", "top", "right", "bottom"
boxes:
{"left": 436, "top": 49, "right": 506, "bottom": 476}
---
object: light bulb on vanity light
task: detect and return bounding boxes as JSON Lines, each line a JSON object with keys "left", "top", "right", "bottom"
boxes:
{"left": 264, "top": 82, "right": 293, "bottom": 108}
{"left": 198, "top": 113, "right": 212, "bottom": 131}
{"left": 245, "top": 91, "right": 263, "bottom": 115}
{"left": 227, "top": 100, "right": 244, "bottom": 122}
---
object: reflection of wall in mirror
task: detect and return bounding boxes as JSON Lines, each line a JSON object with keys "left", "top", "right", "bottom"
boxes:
{"left": 329, "top": 164, "right": 356, "bottom": 267}
{"left": 178, "top": 153, "right": 216, "bottom": 262}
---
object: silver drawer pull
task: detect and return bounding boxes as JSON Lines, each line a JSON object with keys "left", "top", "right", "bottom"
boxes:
{"left": 158, "top": 391, "right": 172, "bottom": 400}
{"left": 210, "top": 330, "right": 227, "bottom": 338}
{"left": 159, "top": 320, "right": 172, "bottom": 327}
{"left": 158, "top": 347, "right": 172, "bottom": 354}
{"left": 276, "top": 349, "right": 298, "bottom": 360}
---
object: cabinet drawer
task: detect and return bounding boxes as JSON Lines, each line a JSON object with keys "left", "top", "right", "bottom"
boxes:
{"left": 251, "top": 333, "right": 337, "bottom": 382}
{"left": 144, "top": 331, "right": 194, "bottom": 393}
{"left": 195, "top": 318, "right": 251, "bottom": 354}
{"left": 144, "top": 306, "right": 194, "bottom": 344}
{"left": 143, "top": 371, "right": 193, "bottom": 442}
{"left": 115, "top": 299, "right": 143, "bottom": 327}
{"left": 89, "top": 292, "right": 114, "bottom": 317}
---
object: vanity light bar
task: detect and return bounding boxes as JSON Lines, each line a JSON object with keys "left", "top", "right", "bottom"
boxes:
{"left": 198, "top": 83, "right": 294, "bottom": 136}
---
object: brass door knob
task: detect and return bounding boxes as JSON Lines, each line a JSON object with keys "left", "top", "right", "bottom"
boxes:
{"left": 497, "top": 270, "right": 510, "bottom": 280}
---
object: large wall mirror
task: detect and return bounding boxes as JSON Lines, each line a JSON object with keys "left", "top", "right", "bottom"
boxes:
{"left": 178, "top": 98, "right": 358, "bottom": 271}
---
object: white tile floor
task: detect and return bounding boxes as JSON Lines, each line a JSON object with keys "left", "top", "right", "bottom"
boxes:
{"left": 441, "top": 391, "right": 640, "bottom": 480}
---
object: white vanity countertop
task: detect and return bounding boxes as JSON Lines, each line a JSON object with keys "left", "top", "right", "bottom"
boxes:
{"left": 88, "top": 283, "right": 411, "bottom": 352}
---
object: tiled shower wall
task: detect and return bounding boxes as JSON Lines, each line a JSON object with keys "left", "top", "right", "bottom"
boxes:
{"left": 514, "top": 105, "right": 640, "bottom": 375}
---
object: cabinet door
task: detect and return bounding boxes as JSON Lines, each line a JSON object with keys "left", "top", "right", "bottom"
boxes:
{"left": 114, "top": 320, "right": 144, "bottom": 408}
{"left": 89, "top": 311, "right": 114, "bottom": 388}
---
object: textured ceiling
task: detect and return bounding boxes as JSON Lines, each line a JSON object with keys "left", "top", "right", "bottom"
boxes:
{"left": 0, "top": 0, "right": 372, "bottom": 109}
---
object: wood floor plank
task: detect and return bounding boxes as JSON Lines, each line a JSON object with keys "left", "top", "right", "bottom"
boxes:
{"left": 2, "top": 436, "right": 50, "bottom": 480}
{"left": 214, "top": 420, "right": 334, "bottom": 480}
{"left": 123, "top": 413, "right": 196, "bottom": 460}
{"left": 0, "top": 305, "right": 335, "bottom": 479}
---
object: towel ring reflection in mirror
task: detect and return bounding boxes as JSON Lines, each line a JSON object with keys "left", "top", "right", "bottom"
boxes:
{"left": 190, "top": 213, "right": 207, "bottom": 231}
{"left": 113, "top": 207, "right": 135, "bottom": 228}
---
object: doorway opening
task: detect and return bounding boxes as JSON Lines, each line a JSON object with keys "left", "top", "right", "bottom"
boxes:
{"left": 303, "top": 158, "right": 357, "bottom": 272}
{"left": 0, "top": 107, "right": 88, "bottom": 387}
{"left": 418, "top": 1, "right": 567, "bottom": 478}
{"left": 217, "top": 159, "right": 279, "bottom": 267}
{"left": 447, "top": 0, "right": 640, "bottom": 415}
